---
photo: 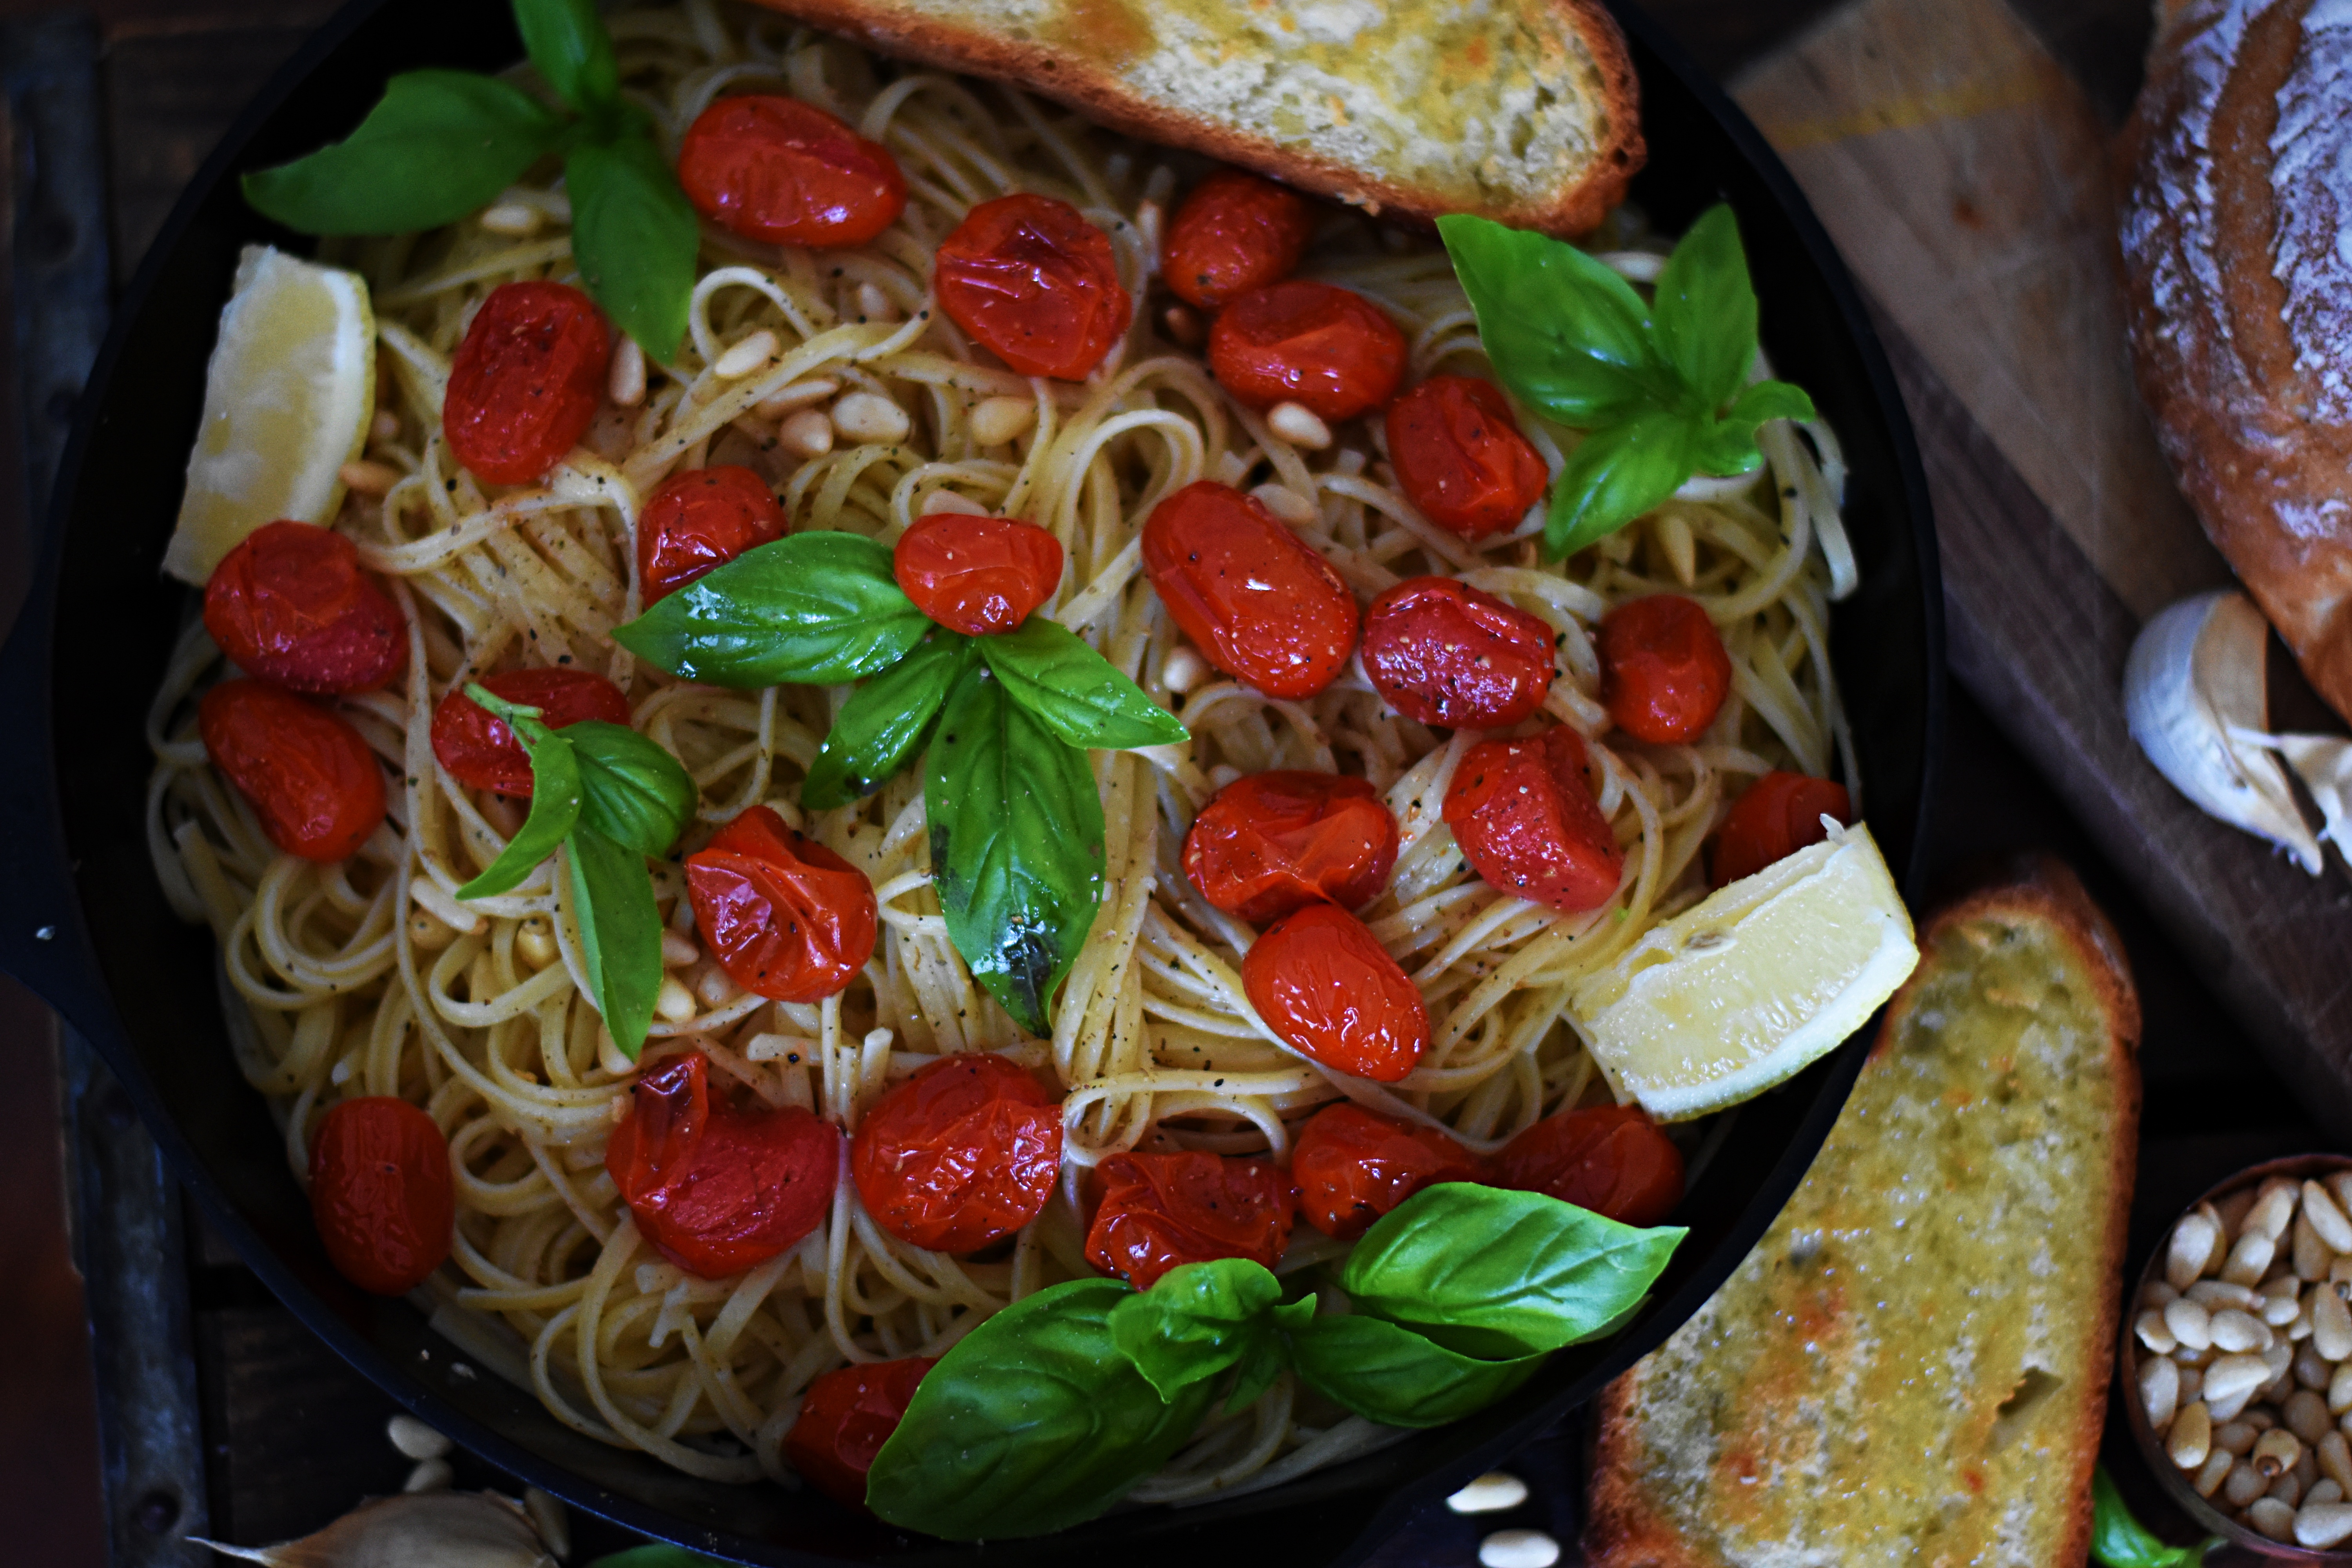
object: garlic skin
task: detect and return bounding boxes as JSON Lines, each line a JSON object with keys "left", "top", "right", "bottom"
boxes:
{"left": 193, "top": 1492, "right": 556, "bottom": 1568}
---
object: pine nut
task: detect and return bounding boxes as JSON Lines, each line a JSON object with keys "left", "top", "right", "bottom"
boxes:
{"left": 403, "top": 1458, "right": 454, "bottom": 1493}
{"left": 2300, "top": 1345, "right": 2334, "bottom": 1390}
{"left": 598, "top": 1028, "right": 631, "bottom": 1078}
{"left": 2277, "top": 1471, "right": 2308, "bottom": 1508}
{"left": 407, "top": 908, "right": 459, "bottom": 952}
{"left": 1477, "top": 1530, "right": 1560, "bottom": 1568}
{"left": 2214, "top": 1308, "right": 2274, "bottom": 1353}
{"left": 2271, "top": 1339, "right": 2301, "bottom": 1380}
{"left": 777, "top": 408, "right": 835, "bottom": 458}
{"left": 2172, "top": 1400, "right": 2214, "bottom": 1468}
{"left": 2221, "top": 1421, "right": 2261, "bottom": 1456}
{"left": 2252, "top": 1407, "right": 2281, "bottom": 1432}
{"left": 369, "top": 408, "right": 402, "bottom": 444}
{"left": 523, "top": 1488, "right": 569, "bottom": 1560}
{"left": 2265, "top": 1278, "right": 2304, "bottom": 1325}
{"left": 515, "top": 916, "right": 558, "bottom": 969}
{"left": 2334, "top": 1256, "right": 2352, "bottom": 1288}
{"left": 693, "top": 962, "right": 739, "bottom": 1009}
{"left": 608, "top": 335, "right": 647, "bottom": 407}
{"left": 2172, "top": 1213, "right": 2223, "bottom": 1289}
{"left": 2145, "top": 1279, "right": 2183, "bottom": 1310}
{"left": 751, "top": 379, "right": 838, "bottom": 420}
{"left": 2310, "top": 1184, "right": 2352, "bottom": 1253}
{"left": 2212, "top": 1383, "right": 2259, "bottom": 1422}
{"left": 2299, "top": 1502, "right": 2352, "bottom": 1549}
{"left": 2176, "top": 1343, "right": 2215, "bottom": 1368}
{"left": 339, "top": 459, "right": 403, "bottom": 496}
{"left": 1250, "top": 482, "right": 1319, "bottom": 525}
{"left": 1267, "top": 400, "right": 1333, "bottom": 450}
{"left": 2190, "top": 1280, "right": 2261, "bottom": 1310}
{"left": 2299, "top": 1212, "right": 2334, "bottom": 1281}
{"left": 2322, "top": 1430, "right": 2352, "bottom": 1493}
{"left": 855, "top": 281, "right": 894, "bottom": 322}
{"left": 387, "top": 1413, "right": 450, "bottom": 1460}
{"left": 2230, "top": 1459, "right": 2273, "bottom": 1507}
{"left": 2138, "top": 1309, "right": 2180, "bottom": 1355}
{"left": 480, "top": 201, "right": 541, "bottom": 236}
{"left": 2144, "top": 1355, "right": 2181, "bottom": 1430}
{"left": 830, "top": 391, "right": 911, "bottom": 445}
{"left": 2228, "top": 1230, "right": 2281, "bottom": 1287}
{"left": 2168, "top": 1297, "right": 2216, "bottom": 1351}
{"left": 2208, "top": 1353, "right": 2275, "bottom": 1405}
{"left": 2329, "top": 1171, "right": 2352, "bottom": 1225}
{"left": 2251, "top": 1496, "right": 2299, "bottom": 1540}
{"left": 1161, "top": 644, "right": 1210, "bottom": 695}
{"left": 2250, "top": 1178, "right": 2302, "bottom": 1242}
{"left": 2296, "top": 1292, "right": 2319, "bottom": 1342}
{"left": 2318, "top": 1286, "right": 2352, "bottom": 1362}
{"left": 713, "top": 330, "right": 779, "bottom": 379}
{"left": 2181, "top": 1365, "right": 2205, "bottom": 1403}
{"left": 1162, "top": 303, "right": 1204, "bottom": 348}
{"left": 2196, "top": 1448, "right": 2237, "bottom": 1497}
{"left": 661, "top": 931, "right": 700, "bottom": 967}
{"left": 2313, "top": 1480, "right": 2346, "bottom": 1508}
{"left": 2333, "top": 1362, "right": 2352, "bottom": 1415}
{"left": 655, "top": 974, "right": 697, "bottom": 1024}
{"left": 1134, "top": 198, "right": 1163, "bottom": 260}
{"left": 969, "top": 394, "right": 1036, "bottom": 446}
{"left": 1447, "top": 1472, "right": 1530, "bottom": 1514}
{"left": 919, "top": 488, "right": 989, "bottom": 517}
{"left": 2258, "top": 1427, "right": 2306, "bottom": 1476}
{"left": 2291, "top": 1389, "right": 2337, "bottom": 1445}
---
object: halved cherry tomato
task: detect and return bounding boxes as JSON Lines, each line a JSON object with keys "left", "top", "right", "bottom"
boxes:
{"left": 1241, "top": 903, "right": 1427, "bottom": 1083}
{"left": 203, "top": 521, "right": 406, "bottom": 694}
{"left": 1599, "top": 594, "right": 1733, "bottom": 744}
{"left": 686, "top": 804, "right": 878, "bottom": 1002}
{"left": 1206, "top": 280, "right": 1406, "bottom": 419}
{"left": 606, "top": 1050, "right": 841, "bottom": 1278}
{"left": 443, "top": 281, "right": 610, "bottom": 486}
{"left": 309, "top": 1096, "right": 454, "bottom": 1295}
{"left": 1491, "top": 1104, "right": 1684, "bottom": 1227}
{"left": 1162, "top": 169, "right": 1316, "bottom": 309}
{"left": 430, "top": 667, "right": 632, "bottom": 797}
{"left": 200, "top": 680, "right": 385, "bottom": 862}
{"left": 1442, "top": 728, "right": 1623, "bottom": 913}
{"left": 639, "top": 465, "right": 788, "bottom": 605}
{"left": 1142, "top": 480, "right": 1358, "bottom": 699}
{"left": 677, "top": 94, "right": 907, "bottom": 248}
{"left": 1359, "top": 577, "right": 1556, "bottom": 729}
{"left": 1182, "top": 770, "right": 1397, "bottom": 924}
{"left": 892, "top": 512, "right": 1063, "bottom": 635}
{"left": 1292, "top": 1102, "right": 1483, "bottom": 1240}
{"left": 935, "top": 193, "right": 1130, "bottom": 380}
{"left": 1083, "top": 1150, "right": 1295, "bottom": 1290}
{"left": 785, "top": 1357, "right": 936, "bottom": 1510}
{"left": 1711, "top": 771, "right": 1853, "bottom": 887}
{"left": 1385, "top": 375, "right": 1550, "bottom": 539}
{"left": 851, "top": 1054, "right": 1063, "bottom": 1253}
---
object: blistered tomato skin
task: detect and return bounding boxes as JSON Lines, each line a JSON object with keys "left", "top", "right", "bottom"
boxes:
{"left": 892, "top": 512, "right": 1064, "bottom": 635}
{"left": 677, "top": 94, "right": 907, "bottom": 248}
{"left": 606, "top": 1051, "right": 842, "bottom": 1278}
{"left": 309, "top": 1097, "right": 454, "bottom": 1296}
{"left": 1141, "top": 480, "right": 1358, "bottom": 699}
{"left": 686, "top": 804, "right": 878, "bottom": 1002}
{"left": 1206, "top": 280, "right": 1407, "bottom": 420}
{"left": 1182, "top": 770, "right": 1398, "bottom": 924}
{"left": 1711, "top": 770, "right": 1853, "bottom": 887}
{"left": 203, "top": 521, "right": 407, "bottom": 694}
{"left": 1443, "top": 728, "right": 1624, "bottom": 914}
{"left": 1083, "top": 1151, "right": 1296, "bottom": 1290}
{"left": 1385, "top": 376, "right": 1551, "bottom": 539}
{"left": 200, "top": 680, "right": 386, "bottom": 862}
{"left": 784, "top": 1357, "right": 936, "bottom": 1510}
{"left": 935, "top": 194, "right": 1131, "bottom": 380}
{"left": 851, "top": 1054, "right": 1063, "bottom": 1254}
{"left": 1162, "top": 169, "right": 1316, "bottom": 309}
{"left": 639, "top": 465, "right": 788, "bottom": 605}
{"left": 1599, "top": 595, "right": 1734, "bottom": 745}
{"left": 1241, "top": 903, "right": 1428, "bottom": 1083}
{"left": 1492, "top": 1105, "right": 1684, "bottom": 1227}
{"left": 443, "top": 281, "right": 611, "bottom": 487}
{"left": 1359, "top": 577, "right": 1557, "bottom": 729}
{"left": 430, "top": 667, "right": 633, "bottom": 797}
{"left": 1292, "top": 1102, "right": 1484, "bottom": 1240}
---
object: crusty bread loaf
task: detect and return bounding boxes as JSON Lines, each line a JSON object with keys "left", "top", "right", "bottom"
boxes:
{"left": 745, "top": 0, "right": 1642, "bottom": 236}
{"left": 1586, "top": 859, "right": 2142, "bottom": 1568}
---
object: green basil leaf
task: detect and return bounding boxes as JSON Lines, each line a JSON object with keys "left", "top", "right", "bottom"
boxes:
{"left": 241, "top": 71, "right": 565, "bottom": 236}
{"left": 562, "top": 720, "right": 697, "bottom": 858}
{"left": 1437, "top": 213, "right": 1675, "bottom": 426}
{"left": 1690, "top": 380, "right": 1819, "bottom": 479}
{"left": 867, "top": 1279, "right": 1216, "bottom": 1539}
{"left": 1107, "top": 1257, "right": 1283, "bottom": 1403}
{"left": 584, "top": 1549, "right": 731, "bottom": 1568}
{"left": 455, "top": 727, "right": 582, "bottom": 898}
{"left": 1224, "top": 1325, "right": 1289, "bottom": 1415}
{"left": 1547, "top": 410, "right": 1697, "bottom": 558}
{"left": 513, "top": 0, "right": 619, "bottom": 114}
{"left": 802, "top": 629, "right": 976, "bottom": 812}
{"left": 567, "top": 827, "right": 663, "bottom": 1059}
{"left": 1651, "top": 205, "right": 1757, "bottom": 412}
{"left": 2091, "top": 1466, "right": 2216, "bottom": 1568}
{"left": 612, "top": 532, "right": 930, "bottom": 688}
{"left": 566, "top": 129, "right": 699, "bottom": 361}
{"left": 980, "top": 618, "right": 1190, "bottom": 751}
{"left": 926, "top": 665, "right": 1105, "bottom": 1036}
{"left": 1274, "top": 1298, "right": 1546, "bottom": 1429}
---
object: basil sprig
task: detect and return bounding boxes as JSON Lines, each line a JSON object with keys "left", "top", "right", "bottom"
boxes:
{"left": 1439, "top": 205, "right": 1817, "bottom": 557}
{"left": 2090, "top": 1466, "right": 2216, "bottom": 1568}
{"left": 241, "top": 0, "right": 698, "bottom": 357}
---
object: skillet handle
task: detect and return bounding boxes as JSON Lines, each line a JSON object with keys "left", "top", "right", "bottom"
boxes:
{"left": 0, "top": 588, "right": 114, "bottom": 1035}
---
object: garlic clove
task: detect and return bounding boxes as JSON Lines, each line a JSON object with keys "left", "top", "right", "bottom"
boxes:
{"left": 2243, "top": 731, "right": 2352, "bottom": 862}
{"left": 192, "top": 1492, "right": 556, "bottom": 1568}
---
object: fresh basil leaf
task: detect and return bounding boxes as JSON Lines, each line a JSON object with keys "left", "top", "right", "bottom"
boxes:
{"left": 1274, "top": 1297, "right": 1546, "bottom": 1429}
{"left": 802, "top": 630, "right": 976, "bottom": 812}
{"left": 513, "top": 0, "right": 619, "bottom": 115}
{"left": 1437, "top": 213, "right": 1674, "bottom": 426}
{"left": 1691, "top": 380, "right": 1819, "bottom": 479}
{"left": 613, "top": 532, "right": 930, "bottom": 688}
{"left": 563, "top": 720, "right": 697, "bottom": 858}
{"left": 1651, "top": 205, "right": 1757, "bottom": 412}
{"left": 584, "top": 1549, "right": 731, "bottom": 1568}
{"left": 456, "top": 727, "right": 582, "bottom": 898}
{"left": 566, "top": 128, "right": 699, "bottom": 361}
{"left": 1547, "top": 410, "right": 1697, "bottom": 558}
{"left": 980, "top": 618, "right": 1189, "bottom": 751}
{"left": 867, "top": 1279, "right": 1216, "bottom": 1539}
{"left": 241, "top": 71, "right": 565, "bottom": 236}
{"left": 567, "top": 827, "right": 663, "bottom": 1059}
{"left": 1225, "top": 1325, "right": 1289, "bottom": 1415}
{"left": 2091, "top": 1465, "right": 2217, "bottom": 1568}
{"left": 927, "top": 666, "right": 1105, "bottom": 1036}
{"left": 1107, "top": 1258, "right": 1283, "bottom": 1404}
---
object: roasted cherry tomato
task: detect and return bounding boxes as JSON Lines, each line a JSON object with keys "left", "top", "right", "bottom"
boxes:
{"left": 430, "top": 667, "right": 632, "bottom": 797}
{"left": 784, "top": 1357, "right": 936, "bottom": 1510}
{"left": 1241, "top": 903, "right": 1427, "bottom": 1083}
{"left": 1711, "top": 770, "right": 1853, "bottom": 887}
{"left": 1206, "top": 280, "right": 1406, "bottom": 420}
{"left": 639, "top": 465, "right": 788, "bottom": 605}
{"left": 606, "top": 1051, "right": 841, "bottom": 1278}
{"left": 200, "top": 680, "right": 385, "bottom": 862}
{"left": 686, "top": 804, "right": 878, "bottom": 1002}
{"left": 1598, "top": 594, "right": 1733, "bottom": 744}
{"left": 309, "top": 1096, "right": 454, "bottom": 1295}
{"left": 851, "top": 1054, "right": 1063, "bottom": 1253}
{"left": 443, "top": 281, "right": 610, "bottom": 486}
{"left": 1385, "top": 375, "right": 1550, "bottom": 539}
{"left": 935, "top": 193, "right": 1130, "bottom": 380}
{"left": 1182, "top": 770, "right": 1397, "bottom": 924}
{"left": 203, "top": 521, "right": 407, "bottom": 694}
{"left": 1442, "top": 728, "right": 1623, "bottom": 913}
{"left": 1083, "top": 1150, "right": 1295, "bottom": 1290}
{"left": 1292, "top": 1102, "right": 1483, "bottom": 1240}
{"left": 677, "top": 94, "right": 907, "bottom": 248}
{"left": 1161, "top": 169, "right": 1316, "bottom": 309}
{"left": 1142, "top": 480, "right": 1358, "bottom": 699}
{"left": 1359, "top": 577, "right": 1556, "bottom": 729}
{"left": 892, "top": 511, "right": 1064, "bottom": 635}
{"left": 1492, "top": 1104, "right": 1684, "bottom": 1227}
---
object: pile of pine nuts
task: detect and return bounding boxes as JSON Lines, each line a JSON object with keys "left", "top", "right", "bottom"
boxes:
{"left": 2138, "top": 1171, "right": 2352, "bottom": 1548}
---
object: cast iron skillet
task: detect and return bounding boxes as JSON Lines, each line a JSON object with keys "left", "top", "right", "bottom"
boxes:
{"left": 0, "top": 1, "right": 1941, "bottom": 1561}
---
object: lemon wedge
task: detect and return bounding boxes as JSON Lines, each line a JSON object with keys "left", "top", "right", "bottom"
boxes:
{"left": 1568, "top": 821, "right": 1919, "bottom": 1121}
{"left": 162, "top": 245, "right": 374, "bottom": 584}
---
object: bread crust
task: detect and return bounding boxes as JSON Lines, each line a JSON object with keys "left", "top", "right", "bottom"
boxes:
{"left": 740, "top": 0, "right": 1643, "bottom": 236}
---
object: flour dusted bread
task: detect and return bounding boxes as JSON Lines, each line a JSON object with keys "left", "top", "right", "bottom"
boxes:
{"left": 1586, "top": 860, "right": 2141, "bottom": 1568}
{"left": 745, "top": 0, "right": 1642, "bottom": 236}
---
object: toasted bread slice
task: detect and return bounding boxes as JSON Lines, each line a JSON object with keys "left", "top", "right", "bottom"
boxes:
{"left": 743, "top": 0, "right": 1643, "bottom": 236}
{"left": 1587, "top": 859, "right": 2142, "bottom": 1568}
